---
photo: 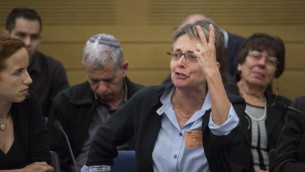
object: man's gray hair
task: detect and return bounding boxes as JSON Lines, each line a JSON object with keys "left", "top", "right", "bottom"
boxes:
{"left": 83, "top": 33, "right": 123, "bottom": 70}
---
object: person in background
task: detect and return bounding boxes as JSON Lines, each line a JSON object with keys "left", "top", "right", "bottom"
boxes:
{"left": 82, "top": 21, "right": 250, "bottom": 172}
{"left": 225, "top": 33, "right": 291, "bottom": 171}
{"left": 163, "top": 13, "right": 245, "bottom": 84}
{"left": 3, "top": 7, "right": 69, "bottom": 117}
{"left": 270, "top": 95, "right": 305, "bottom": 172}
{"left": 47, "top": 33, "right": 143, "bottom": 172}
{"left": 0, "top": 37, "right": 53, "bottom": 171}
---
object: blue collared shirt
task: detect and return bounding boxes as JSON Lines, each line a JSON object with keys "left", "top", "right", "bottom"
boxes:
{"left": 81, "top": 87, "right": 239, "bottom": 172}
{"left": 152, "top": 88, "right": 239, "bottom": 172}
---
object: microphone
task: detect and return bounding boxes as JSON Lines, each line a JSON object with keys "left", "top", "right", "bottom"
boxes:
{"left": 273, "top": 102, "right": 305, "bottom": 117}
{"left": 53, "top": 121, "right": 79, "bottom": 172}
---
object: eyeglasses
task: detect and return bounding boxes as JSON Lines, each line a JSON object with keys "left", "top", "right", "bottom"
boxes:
{"left": 247, "top": 50, "right": 279, "bottom": 66}
{"left": 166, "top": 51, "right": 197, "bottom": 63}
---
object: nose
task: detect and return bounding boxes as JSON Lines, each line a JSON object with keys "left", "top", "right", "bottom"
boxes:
{"left": 23, "top": 36, "right": 31, "bottom": 47}
{"left": 96, "top": 81, "right": 108, "bottom": 93}
{"left": 177, "top": 55, "right": 187, "bottom": 66}
{"left": 24, "top": 71, "right": 32, "bottom": 85}
{"left": 257, "top": 56, "right": 267, "bottom": 67}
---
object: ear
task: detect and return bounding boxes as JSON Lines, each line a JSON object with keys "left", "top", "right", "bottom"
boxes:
{"left": 121, "top": 61, "right": 129, "bottom": 77}
{"left": 237, "top": 64, "right": 242, "bottom": 72}
{"left": 81, "top": 60, "right": 88, "bottom": 70}
{"left": 216, "top": 62, "right": 220, "bottom": 68}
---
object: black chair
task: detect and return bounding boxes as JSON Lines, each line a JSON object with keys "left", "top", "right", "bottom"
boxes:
{"left": 112, "top": 150, "right": 136, "bottom": 172}
{"left": 50, "top": 151, "right": 61, "bottom": 172}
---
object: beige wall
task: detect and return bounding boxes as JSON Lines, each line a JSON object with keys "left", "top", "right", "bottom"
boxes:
{"left": 1, "top": 0, "right": 305, "bottom": 99}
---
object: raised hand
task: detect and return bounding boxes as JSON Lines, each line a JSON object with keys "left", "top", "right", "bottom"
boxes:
{"left": 194, "top": 24, "right": 220, "bottom": 79}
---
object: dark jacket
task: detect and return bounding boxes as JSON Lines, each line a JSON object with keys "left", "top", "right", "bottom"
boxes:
{"left": 86, "top": 84, "right": 250, "bottom": 172}
{"left": 29, "top": 51, "right": 69, "bottom": 117}
{"left": 270, "top": 96, "right": 305, "bottom": 172}
{"left": 225, "top": 83, "right": 291, "bottom": 171}
{"left": 0, "top": 92, "right": 50, "bottom": 169}
{"left": 226, "top": 32, "right": 246, "bottom": 81}
{"left": 47, "top": 77, "right": 143, "bottom": 172}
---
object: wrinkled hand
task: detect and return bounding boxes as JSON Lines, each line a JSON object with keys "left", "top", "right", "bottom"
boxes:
{"left": 24, "top": 162, "right": 54, "bottom": 172}
{"left": 194, "top": 24, "right": 219, "bottom": 78}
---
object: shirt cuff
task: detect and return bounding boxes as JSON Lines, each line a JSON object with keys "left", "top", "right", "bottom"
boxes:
{"left": 208, "top": 104, "right": 239, "bottom": 136}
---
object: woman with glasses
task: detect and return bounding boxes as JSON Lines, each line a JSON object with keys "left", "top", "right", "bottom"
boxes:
{"left": 225, "top": 33, "right": 291, "bottom": 172}
{"left": 81, "top": 20, "right": 251, "bottom": 172}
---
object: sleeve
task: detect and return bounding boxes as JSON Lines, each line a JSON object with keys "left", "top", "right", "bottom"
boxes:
{"left": 270, "top": 96, "right": 305, "bottom": 172}
{"left": 209, "top": 104, "right": 239, "bottom": 135}
{"left": 47, "top": 93, "right": 73, "bottom": 171}
{"left": 222, "top": 92, "right": 253, "bottom": 172}
{"left": 26, "top": 93, "right": 50, "bottom": 164}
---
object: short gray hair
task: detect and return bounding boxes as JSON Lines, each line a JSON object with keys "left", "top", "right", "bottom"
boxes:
{"left": 82, "top": 33, "right": 123, "bottom": 70}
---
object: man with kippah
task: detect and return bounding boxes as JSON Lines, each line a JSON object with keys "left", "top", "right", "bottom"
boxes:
{"left": 47, "top": 33, "right": 143, "bottom": 172}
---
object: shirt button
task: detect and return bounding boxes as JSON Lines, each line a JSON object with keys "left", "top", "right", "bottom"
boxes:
{"left": 173, "top": 155, "right": 177, "bottom": 158}
{"left": 179, "top": 133, "right": 183, "bottom": 136}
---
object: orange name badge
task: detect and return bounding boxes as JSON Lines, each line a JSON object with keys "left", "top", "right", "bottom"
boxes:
{"left": 184, "top": 130, "right": 203, "bottom": 149}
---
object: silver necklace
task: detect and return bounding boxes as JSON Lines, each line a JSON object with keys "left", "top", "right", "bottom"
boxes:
{"left": 244, "top": 103, "right": 267, "bottom": 121}
{"left": 0, "top": 115, "right": 9, "bottom": 131}
{"left": 0, "top": 124, "right": 7, "bottom": 131}
{"left": 172, "top": 95, "right": 192, "bottom": 119}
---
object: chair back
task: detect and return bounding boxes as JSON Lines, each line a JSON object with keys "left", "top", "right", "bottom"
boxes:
{"left": 112, "top": 150, "right": 136, "bottom": 172}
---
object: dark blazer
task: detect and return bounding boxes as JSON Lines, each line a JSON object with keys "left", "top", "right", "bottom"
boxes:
{"left": 86, "top": 84, "right": 250, "bottom": 172}
{"left": 47, "top": 77, "right": 143, "bottom": 172}
{"left": 0, "top": 92, "right": 50, "bottom": 169}
{"left": 226, "top": 32, "right": 246, "bottom": 81}
{"left": 29, "top": 51, "right": 69, "bottom": 117}
{"left": 225, "top": 83, "right": 291, "bottom": 170}
{"left": 270, "top": 96, "right": 305, "bottom": 172}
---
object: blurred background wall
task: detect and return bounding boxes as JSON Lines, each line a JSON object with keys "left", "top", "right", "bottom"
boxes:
{"left": 1, "top": 0, "right": 304, "bottom": 99}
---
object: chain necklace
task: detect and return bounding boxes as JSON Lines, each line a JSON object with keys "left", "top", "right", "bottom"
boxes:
{"left": 172, "top": 94, "right": 201, "bottom": 119}
{"left": 0, "top": 114, "right": 10, "bottom": 131}
{"left": 176, "top": 108, "right": 192, "bottom": 119}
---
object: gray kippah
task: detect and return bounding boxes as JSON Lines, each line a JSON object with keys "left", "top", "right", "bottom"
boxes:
{"left": 89, "top": 33, "right": 121, "bottom": 47}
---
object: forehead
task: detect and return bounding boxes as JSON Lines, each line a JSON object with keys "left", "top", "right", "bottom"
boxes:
{"left": 84, "top": 61, "right": 118, "bottom": 78}
{"left": 173, "top": 34, "right": 199, "bottom": 51}
{"left": 250, "top": 49, "right": 276, "bottom": 57}
{"left": 11, "top": 17, "right": 40, "bottom": 34}
{"left": 2, "top": 48, "right": 29, "bottom": 69}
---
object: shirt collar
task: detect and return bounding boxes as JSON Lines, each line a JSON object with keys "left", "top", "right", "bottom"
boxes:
{"left": 156, "top": 87, "right": 211, "bottom": 116}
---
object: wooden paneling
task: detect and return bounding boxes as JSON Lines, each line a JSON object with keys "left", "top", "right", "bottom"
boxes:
{"left": 148, "top": 0, "right": 305, "bottom": 25}
{"left": 39, "top": 25, "right": 173, "bottom": 42}
{"left": 1, "top": 0, "right": 305, "bottom": 99}
{"left": 38, "top": 43, "right": 171, "bottom": 69}
{"left": 275, "top": 71, "right": 305, "bottom": 100}
{"left": 285, "top": 44, "right": 305, "bottom": 69}
{"left": 39, "top": 39, "right": 305, "bottom": 70}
